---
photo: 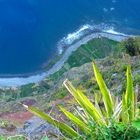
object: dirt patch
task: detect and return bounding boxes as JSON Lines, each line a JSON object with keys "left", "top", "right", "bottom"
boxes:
{"left": 1, "top": 111, "right": 33, "bottom": 125}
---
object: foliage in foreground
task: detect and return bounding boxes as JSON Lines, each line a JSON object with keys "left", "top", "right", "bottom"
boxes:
{"left": 23, "top": 62, "right": 140, "bottom": 140}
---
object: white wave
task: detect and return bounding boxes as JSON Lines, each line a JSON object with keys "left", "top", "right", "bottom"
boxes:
{"left": 104, "top": 27, "right": 127, "bottom": 36}
{"left": 57, "top": 24, "right": 94, "bottom": 54}
{"left": 57, "top": 45, "right": 63, "bottom": 55}
{"left": 110, "top": 7, "right": 115, "bottom": 11}
{"left": 65, "top": 24, "right": 93, "bottom": 44}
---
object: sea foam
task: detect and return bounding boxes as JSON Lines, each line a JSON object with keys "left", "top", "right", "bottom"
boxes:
{"left": 105, "top": 28, "right": 126, "bottom": 36}
{"left": 57, "top": 24, "right": 94, "bottom": 54}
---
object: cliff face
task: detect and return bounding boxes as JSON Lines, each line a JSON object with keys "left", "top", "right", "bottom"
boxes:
{"left": 1, "top": 55, "right": 140, "bottom": 138}
{"left": 0, "top": 37, "right": 140, "bottom": 138}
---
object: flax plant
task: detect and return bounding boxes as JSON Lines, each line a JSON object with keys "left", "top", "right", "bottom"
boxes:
{"left": 23, "top": 61, "right": 140, "bottom": 139}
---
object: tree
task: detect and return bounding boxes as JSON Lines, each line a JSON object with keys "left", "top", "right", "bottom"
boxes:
{"left": 123, "top": 37, "right": 140, "bottom": 56}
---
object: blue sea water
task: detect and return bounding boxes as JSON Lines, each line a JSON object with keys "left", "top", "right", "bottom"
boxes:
{"left": 0, "top": 0, "right": 139, "bottom": 75}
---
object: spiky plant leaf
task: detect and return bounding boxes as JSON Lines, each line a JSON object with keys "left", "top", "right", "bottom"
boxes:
{"left": 92, "top": 61, "right": 114, "bottom": 118}
{"left": 63, "top": 80, "right": 105, "bottom": 125}
{"left": 122, "top": 94, "right": 129, "bottom": 123}
{"left": 113, "top": 101, "right": 122, "bottom": 120}
{"left": 125, "top": 65, "right": 134, "bottom": 122}
{"left": 94, "top": 93, "right": 104, "bottom": 118}
{"left": 22, "top": 104, "right": 79, "bottom": 138}
{"left": 59, "top": 106, "right": 90, "bottom": 134}
{"left": 75, "top": 107, "right": 88, "bottom": 124}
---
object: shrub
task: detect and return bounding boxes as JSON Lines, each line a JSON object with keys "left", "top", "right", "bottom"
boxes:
{"left": 123, "top": 37, "right": 140, "bottom": 56}
{"left": 23, "top": 62, "right": 140, "bottom": 140}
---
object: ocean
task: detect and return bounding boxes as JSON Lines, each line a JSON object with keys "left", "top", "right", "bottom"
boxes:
{"left": 0, "top": 0, "right": 139, "bottom": 76}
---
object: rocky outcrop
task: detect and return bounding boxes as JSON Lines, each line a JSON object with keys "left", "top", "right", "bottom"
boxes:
{"left": 18, "top": 116, "right": 60, "bottom": 140}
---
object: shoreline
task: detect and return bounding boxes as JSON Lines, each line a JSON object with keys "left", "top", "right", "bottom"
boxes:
{"left": 0, "top": 31, "right": 132, "bottom": 87}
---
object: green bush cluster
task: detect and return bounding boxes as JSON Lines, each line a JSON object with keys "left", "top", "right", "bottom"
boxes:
{"left": 123, "top": 37, "right": 140, "bottom": 56}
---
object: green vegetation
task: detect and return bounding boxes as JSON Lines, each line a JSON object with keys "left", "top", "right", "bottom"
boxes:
{"left": 122, "top": 37, "right": 140, "bottom": 56}
{"left": 50, "top": 37, "right": 119, "bottom": 80}
{"left": 66, "top": 37, "right": 118, "bottom": 67}
{"left": 23, "top": 62, "right": 140, "bottom": 140}
{"left": 0, "top": 135, "right": 27, "bottom": 140}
